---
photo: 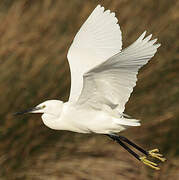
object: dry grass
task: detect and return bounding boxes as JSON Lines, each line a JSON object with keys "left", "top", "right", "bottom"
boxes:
{"left": 0, "top": 0, "right": 178, "bottom": 179}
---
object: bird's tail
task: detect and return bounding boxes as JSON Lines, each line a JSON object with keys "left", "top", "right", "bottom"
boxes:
{"left": 113, "top": 117, "right": 141, "bottom": 127}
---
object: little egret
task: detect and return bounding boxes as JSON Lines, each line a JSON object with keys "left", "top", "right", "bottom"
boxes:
{"left": 15, "top": 5, "right": 166, "bottom": 170}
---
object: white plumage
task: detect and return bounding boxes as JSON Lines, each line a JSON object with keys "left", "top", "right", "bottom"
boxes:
{"left": 18, "top": 5, "right": 160, "bottom": 134}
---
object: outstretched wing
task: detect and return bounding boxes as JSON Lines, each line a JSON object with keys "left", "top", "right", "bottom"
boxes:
{"left": 77, "top": 32, "right": 160, "bottom": 113}
{"left": 67, "top": 5, "right": 122, "bottom": 102}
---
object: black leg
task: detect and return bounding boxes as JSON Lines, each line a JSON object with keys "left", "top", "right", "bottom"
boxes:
{"left": 117, "top": 135, "right": 148, "bottom": 156}
{"left": 107, "top": 134, "right": 140, "bottom": 161}
{"left": 106, "top": 134, "right": 166, "bottom": 170}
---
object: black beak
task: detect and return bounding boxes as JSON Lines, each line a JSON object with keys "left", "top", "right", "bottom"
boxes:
{"left": 14, "top": 107, "right": 41, "bottom": 116}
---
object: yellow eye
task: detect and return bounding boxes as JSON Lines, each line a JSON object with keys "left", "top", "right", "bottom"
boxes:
{"left": 42, "top": 105, "right": 46, "bottom": 108}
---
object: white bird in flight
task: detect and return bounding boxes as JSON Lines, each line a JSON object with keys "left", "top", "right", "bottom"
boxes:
{"left": 16, "top": 5, "right": 166, "bottom": 169}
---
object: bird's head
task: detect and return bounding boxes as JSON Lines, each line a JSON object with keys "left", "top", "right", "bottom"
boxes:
{"left": 15, "top": 100, "right": 64, "bottom": 130}
{"left": 15, "top": 100, "right": 63, "bottom": 117}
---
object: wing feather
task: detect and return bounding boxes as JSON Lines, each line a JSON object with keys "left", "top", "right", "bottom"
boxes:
{"left": 77, "top": 32, "right": 160, "bottom": 113}
{"left": 67, "top": 5, "right": 122, "bottom": 101}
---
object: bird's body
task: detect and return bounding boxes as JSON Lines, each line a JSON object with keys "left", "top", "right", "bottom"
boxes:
{"left": 16, "top": 4, "right": 166, "bottom": 170}
{"left": 42, "top": 101, "right": 140, "bottom": 133}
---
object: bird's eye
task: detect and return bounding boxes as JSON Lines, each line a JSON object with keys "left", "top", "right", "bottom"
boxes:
{"left": 42, "top": 105, "right": 46, "bottom": 108}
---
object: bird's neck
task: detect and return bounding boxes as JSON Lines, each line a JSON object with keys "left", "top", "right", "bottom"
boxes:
{"left": 41, "top": 113, "right": 61, "bottom": 130}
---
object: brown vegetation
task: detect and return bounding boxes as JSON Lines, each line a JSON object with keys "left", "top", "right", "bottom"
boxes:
{"left": 0, "top": 0, "right": 178, "bottom": 179}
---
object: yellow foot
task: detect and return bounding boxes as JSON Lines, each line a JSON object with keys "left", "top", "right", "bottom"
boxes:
{"left": 140, "top": 156, "right": 160, "bottom": 170}
{"left": 148, "top": 149, "right": 166, "bottom": 162}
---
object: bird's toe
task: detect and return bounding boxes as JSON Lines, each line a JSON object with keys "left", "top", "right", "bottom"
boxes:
{"left": 148, "top": 149, "right": 166, "bottom": 162}
{"left": 140, "top": 156, "right": 160, "bottom": 170}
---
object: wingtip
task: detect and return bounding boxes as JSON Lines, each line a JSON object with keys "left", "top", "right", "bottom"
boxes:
{"left": 96, "top": 4, "right": 104, "bottom": 11}
{"left": 105, "top": 9, "right": 111, "bottom": 14}
{"left": 143, "top": 34, "right": 152, "bottom": 42}
{"left": 150, "top": 38, "right": 158, "bottom": 45}
{"left": 138, "top": 31, "right": 147, "bottom": 42}
{"left": 148, "top": 34, "right": 153, "bottom": 40}
{"left": 155, "top": 43, "right": 161, "bottom": 48}
{"left": 143, "top": 30, "right": 147, "bottom": 37}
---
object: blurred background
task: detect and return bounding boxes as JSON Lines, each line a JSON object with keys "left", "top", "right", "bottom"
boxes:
{"left": 0, "top": 0, "right": 178, "bottom": 179}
